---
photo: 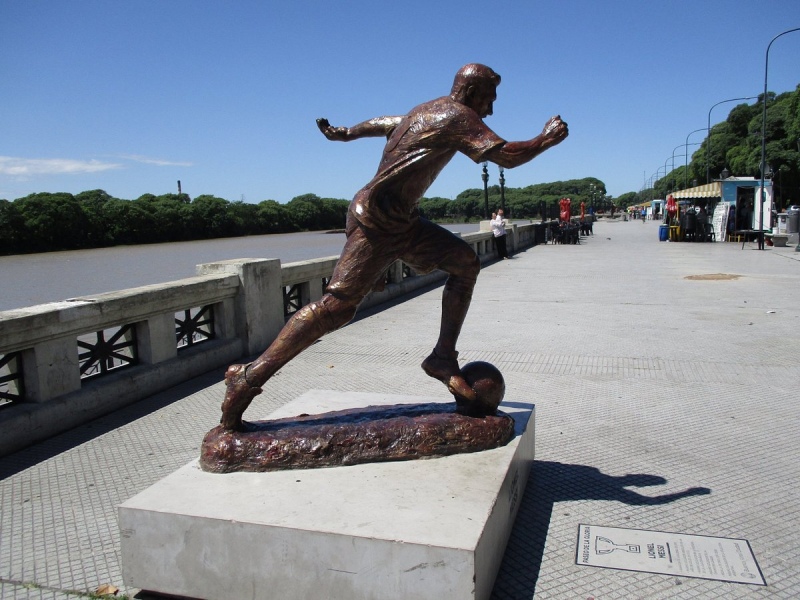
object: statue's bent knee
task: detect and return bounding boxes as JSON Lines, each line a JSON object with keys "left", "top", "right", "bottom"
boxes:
{"left": 450, "top": 253, "right": 480, "bottom": 286}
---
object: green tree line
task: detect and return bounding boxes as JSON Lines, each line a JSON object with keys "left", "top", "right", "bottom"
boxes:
{"left": 640, "top": 84, "right": 800, "bottom": 208}
{"left": 0, "top": 178, "right": 610, "bottom": 255}
{"left": 0, "top": 192, "right": 349, "bottom": 255}
{"left": 419, "top": 177, "right": 609, "bottom": 221}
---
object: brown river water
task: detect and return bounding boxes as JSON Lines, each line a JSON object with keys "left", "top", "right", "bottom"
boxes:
{"left": 1, "top": 224, "right": 478, "bottom": 312}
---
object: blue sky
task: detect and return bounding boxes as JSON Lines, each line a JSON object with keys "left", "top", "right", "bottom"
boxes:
{"left": 2, "top": 1, "right": 799, "bottom": 203}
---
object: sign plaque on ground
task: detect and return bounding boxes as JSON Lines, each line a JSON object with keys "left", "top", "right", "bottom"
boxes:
{"left": 576, "top": 524, "right": 765, "bottom": 586}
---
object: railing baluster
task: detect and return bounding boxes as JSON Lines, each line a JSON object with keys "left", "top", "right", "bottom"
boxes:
{"left": 0, "top": 352, "right": 23, "bottom": 407}
{"left": 176, "top": 305, "right": 216, "bottom": 349}
{"left": 78, "top": 324, "right": 137, "bottom": 380}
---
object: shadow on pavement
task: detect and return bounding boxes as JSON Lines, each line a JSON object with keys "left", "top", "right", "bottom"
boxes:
{"left": 0, "top": 369, "right": 224, "bottom": 479}
{"left": 491, "top": 460, "right": 711, "bottom": 599}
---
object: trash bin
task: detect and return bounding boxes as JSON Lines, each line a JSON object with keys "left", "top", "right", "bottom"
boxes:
{"left": 775, "top": 213, "right": 788, "bottom": 234}
{"left": 658, "top": 224, "right": 669, "bottom": 241}
{"left": 787, "top": 205, "right": 800, "bottom": 234}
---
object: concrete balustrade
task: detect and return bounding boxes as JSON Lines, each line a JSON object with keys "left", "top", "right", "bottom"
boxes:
{"left": 0, "top": 224, "right": 542, "bottom": 456}
{"left": 196, "top": 258, "right": 285, "bottom": 356}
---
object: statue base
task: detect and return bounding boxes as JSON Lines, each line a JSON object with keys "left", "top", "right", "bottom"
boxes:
{"left": 120, "top": 390, "right": 535, "bottom": 600}
{"left": 200, "top": 400, "right": 515, "bottom": 473}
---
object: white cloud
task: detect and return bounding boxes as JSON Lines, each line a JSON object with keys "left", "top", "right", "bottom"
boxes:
{"left": 0, "top": 156, "right": 123, "bottom": 176}
{"left": 0, "top": 154, "right": 193, "bottom": 179}
{"left": 120, "top": 154, "right": 193, "bottom": 167}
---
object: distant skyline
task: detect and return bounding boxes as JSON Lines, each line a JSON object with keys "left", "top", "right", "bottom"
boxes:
{"left": 2, "top": 1, "right": 799, "bottom": 203}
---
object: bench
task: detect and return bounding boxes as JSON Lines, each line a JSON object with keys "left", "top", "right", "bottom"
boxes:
{"left": 765, "top": 233, "right": 788, "bottom": 247}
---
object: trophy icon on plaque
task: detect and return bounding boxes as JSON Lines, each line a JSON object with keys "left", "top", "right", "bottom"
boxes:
{"left": 595, "top": 536, "right": 641, "bottom": 555}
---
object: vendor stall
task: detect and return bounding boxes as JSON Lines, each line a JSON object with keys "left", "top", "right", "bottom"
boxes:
{"left": 670, "top": 177, "right": 773, "bottom": 242}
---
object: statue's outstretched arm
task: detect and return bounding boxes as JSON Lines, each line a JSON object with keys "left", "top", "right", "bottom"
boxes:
{"left": 316, "top": 116, "right": 403, "bottom": 142}
{"left": 484, "top": 115, "right": 569, "bottom": 169}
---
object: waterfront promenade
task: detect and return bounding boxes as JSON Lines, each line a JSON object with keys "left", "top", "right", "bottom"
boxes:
{"left": 2, "top": 219, "right": 799, "bottom": 599}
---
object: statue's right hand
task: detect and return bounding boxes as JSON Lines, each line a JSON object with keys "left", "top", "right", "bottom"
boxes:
{"left": 542, "top": 115, "right": 568, "bottom": 143}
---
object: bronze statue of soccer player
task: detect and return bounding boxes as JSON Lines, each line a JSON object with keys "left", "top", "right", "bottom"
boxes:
{"left": 220, "top": 63, "right": 568, "bottom": 430}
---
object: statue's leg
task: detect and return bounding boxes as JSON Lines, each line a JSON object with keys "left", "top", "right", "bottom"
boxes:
{"left": 420, "top": 269, "right": 480, "bottom": 403}
{"left": 220, "top": 294, "right": 357, "bottom": 430}
{"left": 404, "top": 221, "right": 481, "bottom": 402}
{"left": 220, "top": 217, "right": 396, "bottom": 430}
{"left": 219, "top": 364, "right": 262, "bottom": 430}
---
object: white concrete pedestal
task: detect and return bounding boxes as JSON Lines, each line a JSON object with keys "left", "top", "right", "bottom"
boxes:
{"left": 119, "top": 390, "right": 535, "bottom": 600}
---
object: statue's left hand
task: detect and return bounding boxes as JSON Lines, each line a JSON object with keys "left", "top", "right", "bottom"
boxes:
{"left": 316, "top": 118, "right": 348, "bottom": 141}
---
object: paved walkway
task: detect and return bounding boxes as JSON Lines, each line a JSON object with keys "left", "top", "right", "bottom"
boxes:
{"left": 2, "top": 219, "right": 799, "bottom": 599}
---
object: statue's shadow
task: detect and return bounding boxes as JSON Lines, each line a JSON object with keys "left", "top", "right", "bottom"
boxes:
{"left": 491, "top": 460, "right": 712, "bottom": 598}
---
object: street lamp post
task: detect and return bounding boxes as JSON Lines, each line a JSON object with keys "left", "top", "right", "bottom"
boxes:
{"left": 481, "top": 162, "right": 490, "bottom": 219}
{"left": 645, "top": 176, "right": 655, "bottom": 201}
{"left": 668, "top": 143, "right": 692, "bottom": 191}
{"left": 667, "top": 152, "right": 691, "bottom": 188}
{"left": 664, "top": 156, "right": 675, "bottom": 193}
{"left": 675, "top": 145, "right": 700, "bottom": 188}
{"left": 498, "top": 166, "right": 506, "bottom": 214}
{"left": 706, "top": 96, "right": 759, "bottom": 183}
{"left": 662, "top": 142, "right": 700, "bottom": 191}
{"left": 759, "top": 27, "right": 800, "bottom": 251}
{"left": 684, "top": 128, "right": 706, "bottom": 188}
{"left": 653, "top": 166, "right": 666, "bottom": 197}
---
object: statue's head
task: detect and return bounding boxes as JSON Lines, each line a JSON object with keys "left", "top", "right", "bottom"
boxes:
{"left": 451, "top": 64, "right": 501, "bottom": 118}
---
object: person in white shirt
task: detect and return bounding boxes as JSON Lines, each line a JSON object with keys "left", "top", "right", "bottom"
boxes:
{"left": 491, "top": 209, "right": 509, "bottom": 259}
